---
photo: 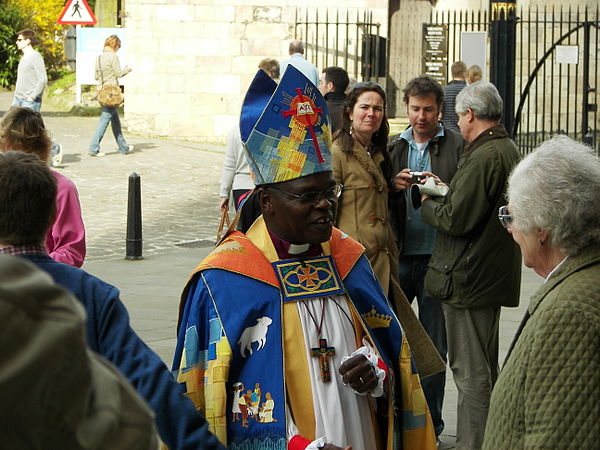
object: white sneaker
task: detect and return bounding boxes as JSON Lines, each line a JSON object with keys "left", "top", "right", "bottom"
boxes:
{"left": 89, "top": 152, "right": 106, "bottom": 157}
{"left": 51, "top": 144, "right": 63, "bottom": 167}
{"left": 437, "top": 437, "right": 455, "bottom": 449}
{"left": 119, "top": 145, "right": 133, "bottom": 155}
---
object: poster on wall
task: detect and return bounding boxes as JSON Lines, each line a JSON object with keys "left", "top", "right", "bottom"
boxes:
{"left": 422, "top": 24, "right": 448, "bottom": 85}
{"left": 461, "top": 32, "right": 487, "bottom": 80}
{"left": 76, "top": 27, "right": 129, "bottom": 87}
{"left": 555, "top": 45, "right": 578, "bottom": 65}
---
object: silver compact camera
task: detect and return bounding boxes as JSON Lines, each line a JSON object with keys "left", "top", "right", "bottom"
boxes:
{"left": 408, "top": 171, "right": 426, "bottom": 183}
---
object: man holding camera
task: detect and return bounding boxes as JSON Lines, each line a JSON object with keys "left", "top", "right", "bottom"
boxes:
{"left": 388, "top": 75, "right": 464, "bottom": 445}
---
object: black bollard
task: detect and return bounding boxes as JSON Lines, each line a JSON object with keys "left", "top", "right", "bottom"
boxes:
{"left": 125, "top": 172, "right": 143, "bottom": 260}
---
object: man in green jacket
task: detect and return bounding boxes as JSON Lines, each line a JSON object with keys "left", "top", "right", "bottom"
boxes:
{"left": 419, "top": 82, "right": 522, "bottom": 450}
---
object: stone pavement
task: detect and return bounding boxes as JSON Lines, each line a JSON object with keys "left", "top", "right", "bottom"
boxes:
{"left": 24, "top": 106, "right": 226, "bottom": 261}
{"left": 2, "top": 90, "right": 542, "bottom": 446}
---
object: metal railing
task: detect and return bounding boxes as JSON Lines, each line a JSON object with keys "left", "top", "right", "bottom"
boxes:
{"left": 430, "top": 5, "right": 599, "bottom": 153}
{"left": 295, "top": 8, "right": 384, "bottom": 82}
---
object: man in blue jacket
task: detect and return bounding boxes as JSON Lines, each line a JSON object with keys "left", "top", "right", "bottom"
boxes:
{"left": 0, "top": 151, "right": 224, "bottom": 450}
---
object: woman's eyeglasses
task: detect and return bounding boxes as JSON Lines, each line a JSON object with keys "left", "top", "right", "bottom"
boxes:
{"left": 498, "top": 205, "right": 513, "bottom": 228}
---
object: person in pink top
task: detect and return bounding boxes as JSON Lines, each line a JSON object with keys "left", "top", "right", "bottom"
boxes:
{"left": 0, "top": 107, "right": 86, "bottom": 267}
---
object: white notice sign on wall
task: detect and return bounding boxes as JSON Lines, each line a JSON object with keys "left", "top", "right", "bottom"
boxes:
{"left": 555, "top": 45, "right": 578, "bottom": 64}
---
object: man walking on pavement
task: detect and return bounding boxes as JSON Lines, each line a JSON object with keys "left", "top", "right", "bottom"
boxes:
{"left": 388, "top": 75, "right": 464, "bottom": 447}
{"left": 12, "top": 30, "right": 47, "bottom": 112}
{"left": 279, "top": 40, "right": 320, "bottom": 86}
{"left": 12, "top": 29, "right": 62, "bottom": 167}
{"left": 441, "top": 61, "right": 467, "bottom": 133}
{"left": 419, "top": 81, "right": 522, "bottom": 450}
{"left": 318, "top": 66, "right": 349, "bottom": 134}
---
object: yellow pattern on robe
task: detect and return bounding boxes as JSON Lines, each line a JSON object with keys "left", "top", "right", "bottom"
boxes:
{"left": 177, "top": 329, "right": 232, "bottom": 444}
{"left": 399, "top": 334, "right": 437, "bottom": 449}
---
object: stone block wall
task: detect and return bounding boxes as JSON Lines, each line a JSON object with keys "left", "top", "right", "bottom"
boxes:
{"left": 387, "top": 0, "right": 431, "bottom": 118}
{"left": 123, "top": 0, "right": 386, "bottom": 144}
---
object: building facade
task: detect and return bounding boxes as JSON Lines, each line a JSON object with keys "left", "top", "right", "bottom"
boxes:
{"left": 122, "top": 0, "right": 386, "bottom": 143}
{"left": 118, "top": 0, "right": 596, "bottom": 143}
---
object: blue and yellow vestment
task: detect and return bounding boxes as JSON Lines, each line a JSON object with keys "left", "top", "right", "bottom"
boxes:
{"left": 172, "top": 218, "right": 436, "bottom": 449}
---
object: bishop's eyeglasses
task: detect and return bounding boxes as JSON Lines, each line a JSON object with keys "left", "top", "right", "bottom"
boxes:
{"left": 268, "top": 183, "right": 343, "bottom": 205}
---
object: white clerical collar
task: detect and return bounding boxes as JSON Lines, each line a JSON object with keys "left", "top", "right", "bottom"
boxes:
{"left": 288, "top": 243, "right": 310, "bottom": 255}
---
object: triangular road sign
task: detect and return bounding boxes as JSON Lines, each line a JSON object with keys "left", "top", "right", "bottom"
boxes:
{"left": 58, "top": 0, "right": 97, "bottom": 25}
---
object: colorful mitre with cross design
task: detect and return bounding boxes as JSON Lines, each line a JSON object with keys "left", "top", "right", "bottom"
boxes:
{"left": 240, "top": 64, "right": 332, "bottom": 185}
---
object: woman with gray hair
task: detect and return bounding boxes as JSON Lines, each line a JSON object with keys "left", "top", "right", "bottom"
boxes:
{"left": 483, "top": 135, "right": 600, "bottom": 449}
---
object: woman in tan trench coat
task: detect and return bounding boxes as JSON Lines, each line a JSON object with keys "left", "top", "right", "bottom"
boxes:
{"left": 331, "top": 82, "right": 399, "bottom": 296}
{"left": 331, "top": 82, "right": 445, "bottom": 379}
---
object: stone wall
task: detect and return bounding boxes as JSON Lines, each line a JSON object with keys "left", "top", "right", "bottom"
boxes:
{"left": 387, "top": 0, "right": 432, "bottom": 118}
{"left": 123, "top": 0, "right": 387, "bottom": 143}
{"left": 387, "top": 0, "right": 596, "bottom": 118}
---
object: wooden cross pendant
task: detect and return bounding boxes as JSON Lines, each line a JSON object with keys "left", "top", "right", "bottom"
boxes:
{"left": 311, "top": 338, "right": 336, "bottom": 382}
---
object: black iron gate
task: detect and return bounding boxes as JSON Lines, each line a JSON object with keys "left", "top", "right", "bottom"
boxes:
{"left": 294, "top": 8, "right": 384, "bottom": 82}
{"left": 430, "top": 6, "right": 599, "bottom": 154}
{"left": 513, "top": 8, "right": 599, "bottom": 153}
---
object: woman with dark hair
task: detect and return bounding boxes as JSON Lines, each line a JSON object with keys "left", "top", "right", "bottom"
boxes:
{"left": 331, "top": 82, "right": 399, "bottom": 296}
{"left": 89, "top": 34, "right": 133, "bottom": 157}
{"left": 0, "top": 107, "right": 86, "bottom": 267}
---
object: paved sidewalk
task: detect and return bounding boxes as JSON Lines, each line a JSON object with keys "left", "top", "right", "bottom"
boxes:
{"left": 2, "top": 90, "right": 543, "bottom": 446}
{"left": 1, "top": 89, "right": 226, "bottom": 261}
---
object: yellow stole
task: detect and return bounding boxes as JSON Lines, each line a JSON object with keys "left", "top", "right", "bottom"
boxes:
{"left": 245, "top": 217, "right": 376, "bottom": 444}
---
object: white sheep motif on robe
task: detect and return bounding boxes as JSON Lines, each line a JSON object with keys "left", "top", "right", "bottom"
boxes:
{"left": 238, "top": 316, "right": 273, "bottom": 357}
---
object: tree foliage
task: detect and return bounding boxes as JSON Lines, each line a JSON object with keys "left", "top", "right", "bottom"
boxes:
{"left": 0, "top": 0, "right": 69, "bottom": 87}
{"left": 0, "top": 2, "right": 26, "bottom": 88}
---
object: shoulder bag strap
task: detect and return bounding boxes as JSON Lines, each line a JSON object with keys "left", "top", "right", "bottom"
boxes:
{"left": 98, "top": 55, "right": 104, "bottom": 86}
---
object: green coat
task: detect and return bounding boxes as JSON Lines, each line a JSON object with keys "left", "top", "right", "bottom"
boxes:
{"left": 483, "top": 244, "right": 600, "bottom": 449}
{"left": 421, "top": 124, "right": 521, "bottom": 308}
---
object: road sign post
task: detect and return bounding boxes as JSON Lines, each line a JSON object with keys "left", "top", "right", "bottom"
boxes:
{"left": 58, "top": 0, "right": 97, "bottom": 26}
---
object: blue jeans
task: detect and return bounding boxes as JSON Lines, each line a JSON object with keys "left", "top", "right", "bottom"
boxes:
{"left": 399, "top": 254, "right": 447, "bottom": 436}
{"left": 89, "top": 106, "right": 129, "bottom": 154}
{"left": 12, "top": 96, "right": 42, "bottom": 112}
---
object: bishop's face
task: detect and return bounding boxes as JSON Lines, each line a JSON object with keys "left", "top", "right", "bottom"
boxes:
{"left": 260, "top": 171, "right": 339, "bottom": 245}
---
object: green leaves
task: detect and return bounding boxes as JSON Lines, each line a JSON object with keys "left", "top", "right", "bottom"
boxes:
{"left": 0, "top": 0, "right": 69, "bottom": 87}
{"left": 0, "top": 3, "right": 26, "bottom": 87}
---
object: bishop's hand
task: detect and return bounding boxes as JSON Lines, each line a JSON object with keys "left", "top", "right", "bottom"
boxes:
{"left": 339, "top": 354, "right": 378, "bottom": 394}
